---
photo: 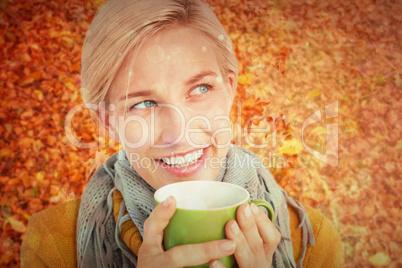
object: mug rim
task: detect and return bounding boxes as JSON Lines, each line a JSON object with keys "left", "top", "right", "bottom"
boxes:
{"left": 154, "top": 180, "right": 250, "bottom": 211}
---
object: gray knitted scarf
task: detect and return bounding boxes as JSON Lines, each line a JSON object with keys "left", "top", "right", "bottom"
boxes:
{"left": 77, "top": 144, "right": 315, "bottom": 267}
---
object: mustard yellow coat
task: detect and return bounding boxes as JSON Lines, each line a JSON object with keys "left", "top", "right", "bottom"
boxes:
{"left": 20, "top": 190, "right": 342, "bottom": 267}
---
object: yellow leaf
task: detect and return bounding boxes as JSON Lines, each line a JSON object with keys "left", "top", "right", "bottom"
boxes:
{"left": 377, "top": 75, "right": 386, "bottom": 86}
{"left": 34, "top": 90, "right": 44, "bottom": 101}
{"left": 279, "top": 29, "right": 287, "bottom": 37}
{"left": 277, "top": 138, "right": 303, "bottom": 155}
{"left": 344, "top": 242, "right": 354, "bottom": 258}
{"left": 30, "top": 43, "right": 39, "bottom": 50}
{"left": 65, "top": 82, "right": 76, "bottom": 91}
{"left": 368, "top": 252, "right": 391, "bottom": 266}
{"left": 33, "top": 140, "right": 43, "bottom": 153}
{"left": 50, "top": 31, "right": 60, "bottom": 38}
{"left": 8, "top": 217, "right": 26, "bottom": 233}
{"left": 69, "top": 144, "right": 78, "bottom": 151}
{"left": 238, "top": 74, "right": 250, "bottom": 85}
{"left": 0, "top": 148, "right": 10, "bottom": 157}
{"left": 306, "top": 88, "right": 320, "bottom": 98}
{"left": 60, "top": 30, "right": 72, "bottom": 36}
{"left": 71, "top": 90, "right": 78, "bottom": 101}
{"left": 311, "top": 126, "right": 327, "bottom": 135}
{"left": 49, "top": 194, "right": 61, "bottom": 203}
{"left": 22, "top": 213, "right": 31, "bottom": 220}
{"left": 344, "top": 119, "right": 358, "bottom": 133}
{"left": 36, "top": 172, "right": 44, "bottom": 182}
{"left": 5, "top": 123, "right": 12, "bottom": 133}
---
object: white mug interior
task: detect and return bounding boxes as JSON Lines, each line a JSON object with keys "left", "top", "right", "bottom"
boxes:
{"left": 154, "top": 181, "right": 249, "bottom": 210}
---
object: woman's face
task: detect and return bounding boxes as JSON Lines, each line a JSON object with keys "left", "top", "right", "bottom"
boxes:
{"left": 106, "top": 26, "right": 236, "bottom": 190}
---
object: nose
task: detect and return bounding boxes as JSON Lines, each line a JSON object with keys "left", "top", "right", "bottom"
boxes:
{"left": 159, "top": 104, "right": 186, "bottom": 145}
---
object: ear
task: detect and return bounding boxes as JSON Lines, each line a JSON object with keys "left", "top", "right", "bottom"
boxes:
{"left": 226, "top": 71, "right": 237, "bottom": 108}
{"left": 95, "top": 107, "right": 120, "bottom": 144}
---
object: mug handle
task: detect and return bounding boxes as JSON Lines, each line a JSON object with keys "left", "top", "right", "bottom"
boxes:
{"left": 250, "top": 200, "right": 274, "bottom": 222}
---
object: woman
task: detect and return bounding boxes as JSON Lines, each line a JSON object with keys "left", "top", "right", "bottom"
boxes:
{"left": 21, "top": 0, "right": 342, "bottom": 267}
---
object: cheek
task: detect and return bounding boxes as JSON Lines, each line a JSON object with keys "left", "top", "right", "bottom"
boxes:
{"left": 190, "top": 88, "right": 232, "bottom": 113}
{"left": 116, "top": 117, "right": 151, "bottom": 147}
{"left": 212, "top": 121, "right": 231, "bottom": 141}
{"left": 210, "top": 110, "right": 232, "bottom": 146}
{"left": 124, "top": 149, "right": 155, "bottom": 179}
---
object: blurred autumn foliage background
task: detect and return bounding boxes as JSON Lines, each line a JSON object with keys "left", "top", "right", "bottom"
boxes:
{"left": 0, "top": 0, "right": 401, "bottom": 266}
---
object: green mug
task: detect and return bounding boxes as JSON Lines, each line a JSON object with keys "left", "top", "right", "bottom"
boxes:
{"left": 154, "top": 181, "right": 274, "bottom": 268}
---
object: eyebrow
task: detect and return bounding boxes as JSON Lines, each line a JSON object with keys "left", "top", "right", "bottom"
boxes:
{"left": 119, "top": 70, "right": 217, "bottom": 101}
{"left": 184, "top": 70, "right": 217, "bottom": 86}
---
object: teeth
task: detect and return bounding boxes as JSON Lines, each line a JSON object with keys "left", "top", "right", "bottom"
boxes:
{"left": 185, "top": 154, "right": 192, "bottom": 163}
{"left": 178, "top": 156, "right": 186, "bottom": 165}
{"left": 161, "top": 149, "right": 204, "bottom": 167}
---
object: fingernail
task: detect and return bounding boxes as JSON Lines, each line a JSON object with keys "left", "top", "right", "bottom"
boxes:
{"left": 251, "top": 203, "right": 260, "bottom": 215}
{"left": 231, "top": 221, "right": 240, "bottom": 235}
{"left": 212, "top": 260, "right": 224, "bottom": 268}
{"left": 220, "top": 240, "right": 236, "bottom": 252}
{"left": 163, "top": 196, "right": 171, "bottom": 207}
{"left": 243, "top": 205, "right": 251, "bottom": 218}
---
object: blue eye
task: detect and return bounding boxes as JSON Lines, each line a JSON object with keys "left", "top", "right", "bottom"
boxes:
{"left": 131, "top": 100, "right": 157, "bottom": 109}
{"left": 189, "top": 83, "right": 212, "bottom": 96}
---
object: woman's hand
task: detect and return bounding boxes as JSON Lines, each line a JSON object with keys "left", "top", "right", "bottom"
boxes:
{"left": 137, "top": 196, "right": 237, "bottom": 268}
{"left": 211, "top": 203, "right": 281, "bottom": 268}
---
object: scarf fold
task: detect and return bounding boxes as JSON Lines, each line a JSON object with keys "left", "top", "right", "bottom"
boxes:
{"left": 77, "top": 144, "right": 315, "bottom": 268}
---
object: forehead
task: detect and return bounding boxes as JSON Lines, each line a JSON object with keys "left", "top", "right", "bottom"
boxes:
{"left": 113, "top": 27, "right": 221, "bottom": 90}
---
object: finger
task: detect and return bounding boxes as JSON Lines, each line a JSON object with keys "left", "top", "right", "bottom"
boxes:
{"left": 164, "top": 239, "right": 236, "bottom": 267}
{"left": 209, "top": 260, "right": 225, "bottom": 268}
{"left": 142, "top": 196, "right": 176, "bottom": 252}
{"left": 225, "top": 219, "right": 254, "bottom": 267}
{"left": 250, "top": 203, "right": 281, "bottom": 258}
{"left": 236, "top": 204, "right": 263, "bottom": 254}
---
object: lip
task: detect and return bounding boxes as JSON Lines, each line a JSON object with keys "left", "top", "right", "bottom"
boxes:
{"left": 156, "top": 146, "right": 210, "bottom": 177}
{"left": 155, "top": 145, "right": 209, "bottom": 160}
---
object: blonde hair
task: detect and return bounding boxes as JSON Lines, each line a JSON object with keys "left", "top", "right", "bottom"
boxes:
{"left": 81, "top": 0, "right": 238, "bottom": 117}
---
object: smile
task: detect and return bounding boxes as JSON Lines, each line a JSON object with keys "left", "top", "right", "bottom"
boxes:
{"left": 159, "top": 148, "right": 203, "bottom": 167}
{"left": 155, "top": 146, "right": 210, "bottom": 177}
